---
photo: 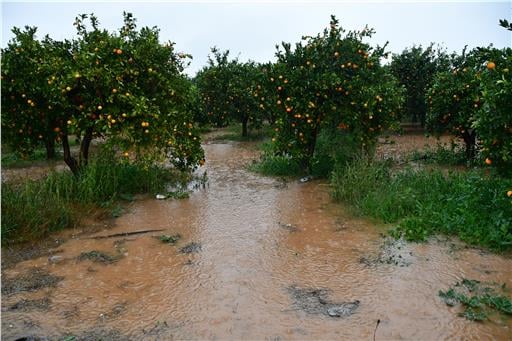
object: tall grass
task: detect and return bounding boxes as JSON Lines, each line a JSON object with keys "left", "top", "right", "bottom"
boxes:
{"left": 248, "top": 142, "right": 303, "bottom": 177}
{"left": 331, "top": 158, "right": 512, "bottom": 251}
{"left": 1, "top": 156, "right": 182, "bottom": 244}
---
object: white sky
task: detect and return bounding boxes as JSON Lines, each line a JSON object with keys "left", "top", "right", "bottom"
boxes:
{"left": 2, "top": 1, "right": 511, "bottom": 76}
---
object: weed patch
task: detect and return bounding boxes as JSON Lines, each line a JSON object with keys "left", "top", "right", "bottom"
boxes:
{"left": 439, "top": 279, "right": 512, "bottom": 321}
{"left": 156, "top": 234, "right": 182, "bottom": 245}
{"left": 2, "top": 154, "right": 190, "bottom": 244}
{"left": 331, "top": 158, "right": 512, "bottom": 251}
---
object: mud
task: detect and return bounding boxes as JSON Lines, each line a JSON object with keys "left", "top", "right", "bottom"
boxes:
{"left": 7, "top": 297, "right": 51, "bottom": 312}
{"left": 77, "top": 251, "right": 121, "bottom": 265}
{"left": 376, "top": 132, "right": 459, "bottom": 162}
{"left": 179, "top": 242, "right": 202, "bottom": 254}
{"left": 1, "top": 138, "right": 511, "bottom": 340}
{"left": 2, "top": 268, "right": 63, "bottom": 295}
{"left": 287, "top": 286, "right": 360, "bottom": 318}
{"left": 359, "top": 237, "right": 414, "bottom": 267}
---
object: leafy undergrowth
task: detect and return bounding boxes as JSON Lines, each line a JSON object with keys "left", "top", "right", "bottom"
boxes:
{"left": 331, "top": 158, "right": 512, "bottom": 251}
{"left": 439, "top": 278, "right": 512, "bottom": 321}
{"left": 1, "top": 155, "right": 191, "bottom": 244}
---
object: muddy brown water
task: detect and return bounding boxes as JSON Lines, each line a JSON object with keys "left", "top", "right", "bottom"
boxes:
{"left": 2, "top": 140, "right": 511, "bottom": 340}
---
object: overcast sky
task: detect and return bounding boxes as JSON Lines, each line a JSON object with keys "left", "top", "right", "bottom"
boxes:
{"left": 2, "top": 1, "right": 511, "bottom": 76}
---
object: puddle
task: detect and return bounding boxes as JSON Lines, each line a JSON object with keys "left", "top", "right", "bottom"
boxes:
{"left": 1, "top": 140, "right": 511, "bottom": 340}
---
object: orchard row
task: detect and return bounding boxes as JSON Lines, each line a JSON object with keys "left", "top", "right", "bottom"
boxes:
{"left": 2, "top": 14, "right": 511, "bottom": 174}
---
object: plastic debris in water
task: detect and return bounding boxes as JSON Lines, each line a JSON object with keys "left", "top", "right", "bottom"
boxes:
{"left": 300, "top": 175, "right": 313, "bottom": 183}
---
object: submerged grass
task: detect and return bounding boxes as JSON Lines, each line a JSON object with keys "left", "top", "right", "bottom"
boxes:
{"left": 1, "top": 156, "right": 188, "bottom": 244}
{"left": 331, "top": 158, "right": 512, "bottom": 251}
{"left": 439, "top": 278, "right": 512, "bottom": 321}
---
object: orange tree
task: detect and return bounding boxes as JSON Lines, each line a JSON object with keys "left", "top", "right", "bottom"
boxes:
{"left": 1, "top": 27, "right": 70, "bottom": 159}
{"left": 270, "top": 16, "right": 403, "bottom": 170}
{"left": 390, "top": 44, "right": 448, "bottom": 126}
{"left": 253, "top": 62, "right": 279, "bottom": 125}
{"left": 426, "top": 47, "right": 504, "bottom": 160}
{"left": 2, "top": 13, "right": 203, "bottom": 174}
{"left": 195, "top": 48, "right": 263, "bottom": 136}
{"left": 474, "top": 47, "right": 512, "bottom": 175}
{"left": 195, "top": 48, "right": 232, "bottom": 127}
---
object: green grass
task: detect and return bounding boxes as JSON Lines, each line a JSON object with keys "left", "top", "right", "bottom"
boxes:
{"left": 248, "top": 141, "right": 303, "bottom": 177}
{"left": 1, "top": 148, "right": 52, "bottom": 168}
{"left": 1, "top": 155, "right": 189, "bottom": 244}
{"left": 331, "top": 158, "right": 512, "bottom": 251}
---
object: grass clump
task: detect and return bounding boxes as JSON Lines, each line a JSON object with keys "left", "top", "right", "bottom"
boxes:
{"left": 77, "top": 250, "right": 121, "bottom": 264}
{"left": 439, "top": 278, "right": 512, "bottom": 321}
{"left": 1, "top": 154, "right": 188, "bottom": 244}
{"left": 331, "top": 158, "right": 512, "bottom": 251}
{"left": 156, "top": 234, "right": 182, "bottom": 244}
{"left": 249, "top": 142, "right": 303, "bottom": 177}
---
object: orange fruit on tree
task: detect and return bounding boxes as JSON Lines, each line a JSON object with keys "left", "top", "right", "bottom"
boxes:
{"left": 507, "top": 190, "right": 512, "bottom": 197}
{"left": 485, "top": 158, "right": 492, "bottom": 165}
{"left": 487, "top": 61, "right": 496, "bottom": 70}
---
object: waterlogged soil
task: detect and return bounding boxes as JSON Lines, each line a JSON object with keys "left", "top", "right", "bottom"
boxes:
{"left": 376, "top": 132, "right": 460, "bottom": 162}
{"left": 2, "top": 139, "right": 512, "bottom": 340}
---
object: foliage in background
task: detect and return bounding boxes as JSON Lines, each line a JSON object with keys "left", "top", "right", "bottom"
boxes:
{"left": 390, "top": 44, "right": 448, "bottom": 126}
{"left": 195, "top": 48, "right": 264, "bottom": 136}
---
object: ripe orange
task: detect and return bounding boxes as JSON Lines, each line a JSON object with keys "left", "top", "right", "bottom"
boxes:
{"left": 507, "top": 190, "right": 512, "bottom": 197}
{"left": 485, "top": 158, "right": 492, "bottom": 165}
{"left": 116, "top": 49, "right": 123, "bottom": 55}
{"left": 487, "top": 61, "right": 495, "bottom": 70}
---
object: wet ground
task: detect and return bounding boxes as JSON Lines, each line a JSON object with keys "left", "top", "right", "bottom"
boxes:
{"left": 2, "top": 137, "right": 512, "bottom": 340}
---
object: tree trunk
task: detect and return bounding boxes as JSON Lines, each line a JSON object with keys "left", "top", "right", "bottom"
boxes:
{"left": 45, "top": 138, "right": 56, "bottom": 160}
{"left": 62, "top": 133, "right": 79, "bottom": 175}
{"left": 462, "top": 130, "right": 476, "bottom": 160}
{"left": 79, "top": 127, "right": 94, "bottom": 167}
{"left": 241, "top": 117, "right": 248, "bottom": 137}
{"left": 305, "top": 127, "right": 318, "bottom": 173}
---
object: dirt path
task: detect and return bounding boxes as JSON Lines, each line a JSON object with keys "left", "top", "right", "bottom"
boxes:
{"left": 2, "top": 139, "right": 511, "bottom": 340}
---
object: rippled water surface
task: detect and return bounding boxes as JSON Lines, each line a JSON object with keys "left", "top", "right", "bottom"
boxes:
{"left": 2, "top": 141, "right": 511, "bottom": 340}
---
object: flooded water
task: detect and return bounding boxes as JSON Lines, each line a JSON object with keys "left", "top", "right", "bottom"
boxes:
{"left": 2, "top": 140, "right": 511, "bottom": 340}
